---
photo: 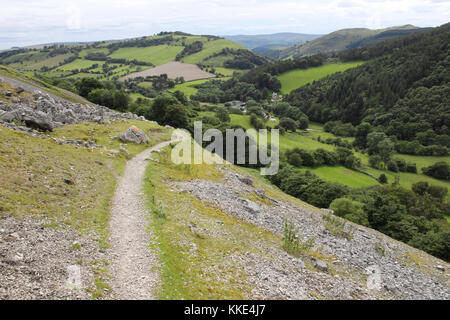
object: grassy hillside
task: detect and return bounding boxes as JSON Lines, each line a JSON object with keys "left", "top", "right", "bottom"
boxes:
{"left": 0, "top": 65, "right": 90, "bottom": 104}
{"left": 277, "top": 61, "right": 364, "bottom": 94}
{"left": 0, "top": 33, "right": 255, "bottom": 84}
{"left": 279, "top": 25, "right": 424, "bottom": 59}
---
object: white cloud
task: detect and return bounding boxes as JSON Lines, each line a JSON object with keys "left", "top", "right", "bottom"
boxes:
{"left": 0, "top": 0, "right": 449, "bottom": 49}
{"left": 66, "top": 5, "right": 81, "bottom": 30}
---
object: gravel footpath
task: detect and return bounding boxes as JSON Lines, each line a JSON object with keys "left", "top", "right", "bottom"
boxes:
{"left": 108, "top": 137, "right": 181, "bottom": 300}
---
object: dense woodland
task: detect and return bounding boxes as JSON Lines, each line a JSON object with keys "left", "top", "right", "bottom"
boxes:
{"left": 286, "top": 23, "right": 450, "bottom": 156}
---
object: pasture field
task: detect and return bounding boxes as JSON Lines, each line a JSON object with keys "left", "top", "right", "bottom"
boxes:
{"left": 181, "top": 39, "right": 244, "bottom": 64}
{"left": 223, "top": 113, "right": 450, "bottom": 194}
{"left": 109, "top": 45, "right": 184, "bottom": 66}
{"left": 1, "top": 33, "right": 250, "bottom": 85}
{"left": 214, "top": 67, "right": 241, "bottom": 76}
{"left": 277, "top": 62, "right": 365, "bottom": 94}
{"left": 171, "top": 77, "right": 231, "bottom": 97}
{"left": 169, "top": 79, "right": 210, "bottom": 97}
{"left": 56, "top": 58, "right": 103, "bottom": 71}
{"left": 307, "top": 166, "right": 379, "bottom": 188}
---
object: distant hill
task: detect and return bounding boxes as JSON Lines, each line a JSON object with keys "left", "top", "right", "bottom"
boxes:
{"left": 224, "top": 33, "right": 322, "bottom": 59}
{"left": 279, "top": 25, "right": 427, "bottom": 59}
{"left": 0, "top": 32, "right": 267, "bottom": 83}
{"left": 287, "top": 22, "right": 450, "bottom": 139}
{"left": 224, "top": 33, "right": 322, "bottom": 49}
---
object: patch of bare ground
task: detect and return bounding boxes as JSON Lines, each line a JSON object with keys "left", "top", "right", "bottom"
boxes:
{"left": 119, "top": 61, "right": 216, "bottom": 82}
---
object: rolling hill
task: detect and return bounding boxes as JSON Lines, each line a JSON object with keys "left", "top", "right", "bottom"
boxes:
{"left": 224, "top": 33, "right": 322, "bottom": 59}
{"left": 278, "top": 25, "right": 427, "bottom": 59}
{"left": 0, "top": 32, "right": 267, "bottom": 84}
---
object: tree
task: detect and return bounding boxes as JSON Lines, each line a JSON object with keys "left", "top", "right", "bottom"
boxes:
{"left": 215, "top": 107, "right": 230, "bottom": 123}
{"left": 367, "top": 132, "right": 394, "bottom": 167}
{"left": 378, "top": 174, "right": 388, "bottom": 184}
{"left": 344, "top": 155, "right": 361, "bottom": 170}
{"left": 76, "top": 78, "right": 103, "bottom": 98}
{"left": 164, "top": 104, "right": 188, "bottom": 128}
{"left": 113, "top": 90, "right": 129, "bottom": 112}
{"left": 353, "top": 122, "right": 372, "bottom": 149}
{"left": 422, "top": 162, "right": 450, "bottom": 180}
{"left": 298, "top": 116, "right": 309, "bottom": 130}
{"left": 287, "top": 152, "right": 302, "bottom": 167}
{"left": 369, "top": 155, "right": 383, "bottom": 169}
{"left": 173, "top": 90, "right": 188, "bottom": 105}
{"left": 329, "top": 198, "right": 369, "bottom": 226}
{"left": 279, "top": 117, "right": 297, "bottom": 132}
{"left": 150, "top": 95, "right": 179, "bottom": 123}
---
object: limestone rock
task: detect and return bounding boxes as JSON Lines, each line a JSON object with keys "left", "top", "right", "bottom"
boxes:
{"left": 119, "top": 126, "right": 149, "bottom": 144}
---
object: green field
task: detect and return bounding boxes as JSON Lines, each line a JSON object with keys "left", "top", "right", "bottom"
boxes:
{"left": 109, "top": 45, "right": 184, "bottom": 66}
{"left": 1, "top": 33, "right": 250, "bottom": 84}
{"left": 56, "top": 58, "right": 104, "bottom": 71}
{"left": 277, "top": 62, "right": 365, "bottom": 94}
{"left": 223, "top": 113, "right": 450, "bottom": 194}
{"left": 170, "top": 77, "right": 231, "bottom": 97}
{"left": 182, "top": 39, "right": 244, "bottom": 64}
{"left": 308, "top": 166, "right": 379, "bottom": 188}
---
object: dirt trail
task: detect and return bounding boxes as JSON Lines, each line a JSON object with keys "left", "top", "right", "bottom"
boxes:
{"left": 108, "top": 137, "right": 181, "bottom": 300}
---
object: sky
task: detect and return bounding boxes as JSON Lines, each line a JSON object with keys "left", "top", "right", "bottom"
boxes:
{"left": 0, "top": 0, "right": 449, "bottom": 49}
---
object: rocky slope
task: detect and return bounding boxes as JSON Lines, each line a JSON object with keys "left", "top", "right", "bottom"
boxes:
{"left": 0, "top": 75, "right": 143, "bottom": 132}
{"left": 0, "top": 71, "right": 171, "bottom": 299}
{"left": 171, "top": 167, "right": 449, "bottom": 299}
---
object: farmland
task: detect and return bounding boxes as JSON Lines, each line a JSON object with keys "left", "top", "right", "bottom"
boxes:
{"left": 277, "top": 61, "right": 364, "bottom": 94}
{"left": 211, "top": 113, "right": 450, "bottom": 196}
{"left": 0, "top": 33, "right": 252, "bottom": 85}
{"left": 120, "top": 61, "right": 216, "bottom": 82}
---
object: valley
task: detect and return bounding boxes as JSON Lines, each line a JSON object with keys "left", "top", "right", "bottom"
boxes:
{"left": 0, "top": 16, "right": 449, "bottom": 301}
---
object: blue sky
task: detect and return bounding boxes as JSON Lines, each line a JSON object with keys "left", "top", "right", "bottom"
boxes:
{"left": 0, "top": 0, "right": 449, "bottom": 49}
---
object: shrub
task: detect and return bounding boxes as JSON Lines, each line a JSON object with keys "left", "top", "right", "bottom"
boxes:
{"left": 422, "top": 162, "right": 450, "bottom": 180}
{"left": 387, "top": 159, "right": 399, "bottom": 172}
{"left": 282, "top": 219, "right": 315, "bottom": 256}
{"left": 406, "top": 162, "right": 417, "bottom": 173}
{"left": 378, "top": 174, "right": 388, "bottom": 184}
{"left": 279, "top": 117, "right": 297, "bottom": 132}
{"left": 329, "top": 198, "right": 369, "bottom": 226}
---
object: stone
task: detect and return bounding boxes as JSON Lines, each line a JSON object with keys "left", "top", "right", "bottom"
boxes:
{"left": 120, "top": 147, "right": 130, "bottom": 155}
{"left": 66, "top": 265, "right": 82, "bottom": 290}
{"left": 119, "top": 126, "right": 149, "bottom": 144}
{"left": 243, "top": 198, "right": 260, "bottom": 214}
{"left": 14, "top": 87, "right": 25, "bottom": 94}
{"left": 436, "top": 265, "right": 445, "bottom": 272}
{"left": 62, "top": 178, "right": 74, "bottom": 185}
{"left": 365, "top": 265, "right": 382, "bottom": 290}
{"left": 4, "top": 90, "right": 12, "bottom": 97}
{"left": 237, "top": 174, "right": 253, "bottom": 186}
{"left": 22, "top": 111, "right": 54, "bottom": 131}
{"left": 314, "top": 259, "right": 328, "bottom": 272}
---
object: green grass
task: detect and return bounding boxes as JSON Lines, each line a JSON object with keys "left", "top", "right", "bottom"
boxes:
{"left": 169, "top": 79, "right": 210, "bottom": 97}
{"left": 225, "top": 114, "right": 450, "bottom": 193}
{"left": 109, "top": 45, "right": 184, "bottom": 66}
{"left": 0, "top": 65, "right": 90, "bottom": 104}
{"left": 143, "top": 145, "right": 269, "bottom": 299}
{"left": 214, "top": 67, "right": 241, "bottom": 76}
{"left": 308, "top": 166, "right": 379, "bottom": 188}
{"left": 182, "top": 39, "right": 244, "bottom": 64}
{"left": 0, "top": 120, "right": 171, "bottom": 248}
{"left": 277, "top": 62, "right": 365, "bottom": 95}
{"left": 56, "top": 59, "right": 103, "bottom": 71}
